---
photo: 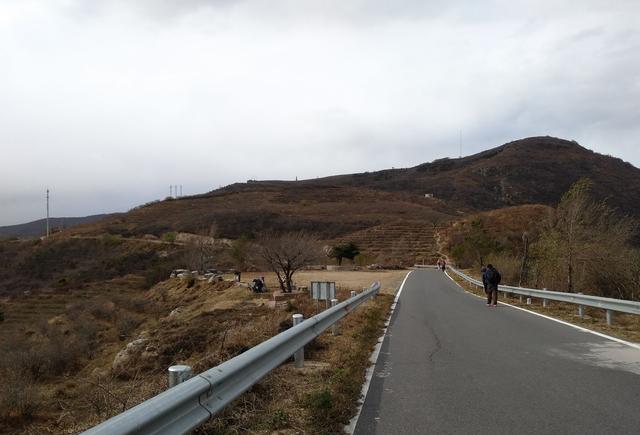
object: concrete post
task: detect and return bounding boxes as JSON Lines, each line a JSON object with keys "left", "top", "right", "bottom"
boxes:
{"left": 542, "top": 288, "right": 548, "bottom": 308}
{"left": 526, "top": 297, "right": 532, "bottom": 305}
{"left": 293, "top": 314, "right": 304, "bottom": 368}
{"left": 331, "top": 299, "right": 339, "bottom": 336}
{"left": 606, "top": 310, "right": 613, "bottom": 326}
{"left": 578, "top": 292, "right": 584, "bottom": 318}
{"left": 168, "top": 365, "right": 192, "bottom": 388}
{"left": 350, "top": 291, "right": 357, "bottom": 298}
{"left": 519, "top": 295, "right": 524, "bottom": 303}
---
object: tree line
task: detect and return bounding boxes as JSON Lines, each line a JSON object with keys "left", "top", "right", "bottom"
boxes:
{"left": 180, "top": 227, "right": 360, "bottom": 293}
{"left": 450, "top": 178, "right": 640, "bottom": 301}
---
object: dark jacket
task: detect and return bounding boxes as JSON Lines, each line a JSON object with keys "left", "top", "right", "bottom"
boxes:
{"left": 481, "top": 267, "right": 488, "bottom": 290}
{"left": 483, "top": 266, "right": 501, "bottom": 290}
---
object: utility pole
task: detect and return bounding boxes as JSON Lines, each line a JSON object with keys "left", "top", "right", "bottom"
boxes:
{"left": 180, "top": 185, "right": 182, "bottom": 197}
{"left": 46, "top": 189, "right": 50, "bottom": 237}
{"left": 170, "top": 185, "right": 173, "bottom": 198}
{"left": 459, "top": 130, "right": 462, "bottom": 158}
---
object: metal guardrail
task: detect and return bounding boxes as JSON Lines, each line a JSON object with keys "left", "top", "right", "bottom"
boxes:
{"left": 83, "top": 282, "right": 381, "bottom": 435}
{"left": 435, "top": 265, "right": 640, "bottom": 322}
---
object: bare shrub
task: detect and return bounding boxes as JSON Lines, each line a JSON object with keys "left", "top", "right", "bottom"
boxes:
{"left": 1, "top": 315, "right": 98, "bottom": 382}
{"left": 83, "top": 373, "right": 148, "bottom": 419}
{"left": 87, "top": 299, "right": 117, "bottom": 321}
{"left": 115, "top": 311, "right": 142, "bottom": 339}
{"left": 112, "top": 294, "right": 149, "bottom": 313}
{"left": 0, "top": 370, "right": 40, "bottom": 422}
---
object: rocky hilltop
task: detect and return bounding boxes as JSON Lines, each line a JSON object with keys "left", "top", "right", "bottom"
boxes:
{"left": 309, "top": 136, "right": 640, "bottom": 216}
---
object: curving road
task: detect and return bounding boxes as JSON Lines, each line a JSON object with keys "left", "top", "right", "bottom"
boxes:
{"left": 354, "top": 269, "right": 640, "bottom": 435}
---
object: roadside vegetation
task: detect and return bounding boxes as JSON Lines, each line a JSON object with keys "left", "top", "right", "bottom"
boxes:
{"left": 0, "top": 275, "right": 393, "bottom": 434}
{"left": 448, "top": 178, "right": 640, "bottom": 301}
{"left": 195, "top": 289, "right": 393, "bottom": 434}
{"left": 0, "top": 222, "right": 399, "bottom": 434}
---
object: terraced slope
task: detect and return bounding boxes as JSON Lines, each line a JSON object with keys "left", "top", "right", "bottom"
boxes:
{"left": 1, "top": 293, "right": 69, "bottom": 335}
{"left": 338, "top": 221, "right": 442, "bottom": 266}
{"left": 0, "top": 276, "right": 146, "bottom": 339}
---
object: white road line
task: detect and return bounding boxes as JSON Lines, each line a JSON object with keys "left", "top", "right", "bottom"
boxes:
{"left": 446, "top": 270, "right": 640, "bottom": 350}
{"left": 345, "top": 270, "right": 413, "bottom": 434}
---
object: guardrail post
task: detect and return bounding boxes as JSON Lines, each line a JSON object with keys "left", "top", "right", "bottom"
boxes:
{"left": 293, "top": 314, "right": 304, "bottom": 368}
{"left": 167, "top": 365, "right": 192, "bottom": 388}
{"left": 519, "top": 295, "right": 524, "bottom": 303}
{"left": 526, "top": 297, "right": 532, "bottom": 305}
{"left": 350, "top": 291, "right": 357, "bottom": 298}
{"left": 542, "top": 288, "right": 548, "bottom": 308}
{"left": 606, "top": 310, "right": 613, "bottom": 326}
{"left": 331, "top": 299, "right": 339, "bottom": 335}
{"left": 578, "top": 292, "right": 584, "bottom": 318}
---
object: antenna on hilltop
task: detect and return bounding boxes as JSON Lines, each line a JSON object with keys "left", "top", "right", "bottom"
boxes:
{"left": 169, "top": 185, "right": 173, "bottom": 198}
{"left": 46, "top": 189, "right": 50, "bottom": 237}
{"left": 180, "top": 185, "right": 183, "bottom": 197}
{"left": 459, "top": 130, "right": 462, "bottom": 158}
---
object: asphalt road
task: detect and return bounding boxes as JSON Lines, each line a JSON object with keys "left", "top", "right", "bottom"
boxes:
{"left": 354, "top": 269, "right": 640, "bottom": 435}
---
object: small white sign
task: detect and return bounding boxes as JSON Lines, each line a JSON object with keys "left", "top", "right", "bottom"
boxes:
{"left": 310, "top": 281, "right": 336, "bottom": 301}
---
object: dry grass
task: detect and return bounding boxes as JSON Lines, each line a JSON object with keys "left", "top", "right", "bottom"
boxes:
{"left": 242, "top": 269, "right": 409, "bottom": 296}
{"left": 194, "top": 290, "right": 394, "bottom": 434}
{"left": 450, "top": 270, "right": 640, "bottom": 343}
{"left": 0, "top": 269, "right": 398, "bottom": 434}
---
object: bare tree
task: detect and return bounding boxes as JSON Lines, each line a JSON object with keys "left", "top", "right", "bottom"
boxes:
{"left": 256, "top": 231, "right": 321, "bottom": 292}
{"left": 534, "top": 178, "right": 637, "bottom": 296}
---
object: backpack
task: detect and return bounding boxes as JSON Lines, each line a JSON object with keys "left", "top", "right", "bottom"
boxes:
{"left": 485, "top": 268, "right": 501, "bottom": 286}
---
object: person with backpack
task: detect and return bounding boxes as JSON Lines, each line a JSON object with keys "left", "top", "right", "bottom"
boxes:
{"left": 483, "top": 264, "right": 501, "bottom": 307}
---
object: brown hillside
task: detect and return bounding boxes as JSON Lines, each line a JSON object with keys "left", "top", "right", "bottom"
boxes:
{"left": 310, "top": 136, "right": 640, "bottom": 216}
{"left": 72, "top": 185, "right": 455, "bottom": 240}
{"left": 62, "top": 136, "right": 640, "bottom": 266}
{"left": 443, "top": 204, "right": 553, "bottom": 255}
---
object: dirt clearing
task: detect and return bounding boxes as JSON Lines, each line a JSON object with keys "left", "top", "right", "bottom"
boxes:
{"left": 242, "top": 269, "right": 409, "bottom": 296}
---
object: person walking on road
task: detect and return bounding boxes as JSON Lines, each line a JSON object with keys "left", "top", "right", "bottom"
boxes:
{"left": 437, "top": 258, "right": 446, "bottom": 272}
{"left": 483, "top": 264, "right": 501, "bottom": 306}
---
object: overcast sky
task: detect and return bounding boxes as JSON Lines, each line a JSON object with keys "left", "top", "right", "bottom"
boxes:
{"left": 1, "top": 0, "right": 639, "bottom": 225}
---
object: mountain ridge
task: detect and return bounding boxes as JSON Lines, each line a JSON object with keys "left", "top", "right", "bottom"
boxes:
{"left": 61, "top": 136, "right": 640, "bottom": 265}
{"left": 307, "top": 136, "right": 638, "bottom": 211}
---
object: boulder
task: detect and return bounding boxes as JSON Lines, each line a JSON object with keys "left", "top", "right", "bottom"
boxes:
{"left": 112, "top": 337, "right": 150, "bottom": 377}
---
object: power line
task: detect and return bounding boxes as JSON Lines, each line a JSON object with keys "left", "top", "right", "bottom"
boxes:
{"left": 46, "top": 189, "right": 50, "bottom": 237}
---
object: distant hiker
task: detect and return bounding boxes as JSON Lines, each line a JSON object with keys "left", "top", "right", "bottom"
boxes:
{"left": 481, "top": 267, "right": 488, "bottom": 293}
{"left": 483, "top": 264, "right": 501, "bottom": 307}
{"left": 440, "top": 259, "right": 446, "bottom": 272}
{"left": 234, "top": 271, "right": 241, "bottom": 282}
{"left": 437, "top": 259, "right": 443, "bottom": 269}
